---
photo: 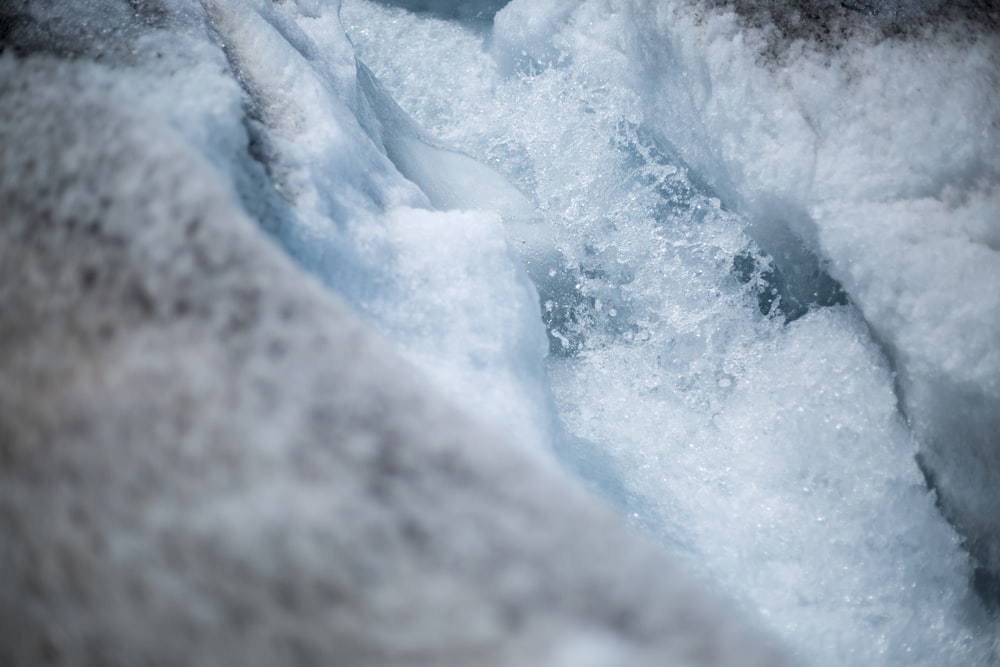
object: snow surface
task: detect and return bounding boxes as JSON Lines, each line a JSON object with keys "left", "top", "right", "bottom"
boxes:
{"left": 1, "top": 0, "right": 998, "bottom": 665}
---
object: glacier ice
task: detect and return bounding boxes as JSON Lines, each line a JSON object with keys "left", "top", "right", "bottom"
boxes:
{"left": 0, "top": 1, "right": 796, "bottom": 666}
{"left": 344, "top": 0, "right": 1000, "bottom": 664}
{"left": 1, "top": 0, "right": 999, "bottom": 665}
{"left": 615, "top": 0, "right": 1000, "bottom": 583}
{"left": 0, "top": 67, "right": 782, "bottom": 664}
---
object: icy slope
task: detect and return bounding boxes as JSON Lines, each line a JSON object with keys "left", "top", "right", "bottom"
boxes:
{"left": 200, "top": 0, "right": 555, "bottom": 450}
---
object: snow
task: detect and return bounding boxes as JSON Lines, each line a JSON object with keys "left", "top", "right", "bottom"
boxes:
{"left": 344, "top": 0, "right": 1000, "bottom": 664}
{"left": 1, "top": 0, "right": 998, "bottom": 665}
{"left": 0, "top": 39, "right": 788, "bottom": 667}
{"left": 618, "top": 0, "right": 1000, "bottom": 580}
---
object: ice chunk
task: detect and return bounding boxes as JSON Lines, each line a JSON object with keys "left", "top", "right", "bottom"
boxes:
{"left": 356, "top": 62, "right": 538, "bottom": 224}
{"left": 366, "top": 206, "right": 554, "bottom": 453}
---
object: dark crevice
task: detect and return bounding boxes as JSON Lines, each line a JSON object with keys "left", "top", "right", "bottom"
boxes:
{"left": 917, "top": 450, "right": 1000, "bottom": 614}
{"left": 200, "top": 13, "right": 302, "bottom": 245}
{"left": 973, "top": 567, "right": 1000, "bottom": 615}
{"left": 733, "top": 249, "right": 849, "bottom": 322}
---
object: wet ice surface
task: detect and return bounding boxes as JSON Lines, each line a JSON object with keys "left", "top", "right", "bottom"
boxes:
{"left": 341, "top": 1, "right": 999, "bottom": 665}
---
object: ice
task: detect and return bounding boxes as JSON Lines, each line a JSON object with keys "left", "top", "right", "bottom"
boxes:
{"left": 355, "top": 62, "right": 538, "bottom": 223}
{"left": 2, "top": 0, "right": 999, "bottom": 665}
{"left": 610, "top": 0, "right": 1000, "bottom": 580}
{"left": 162, "top": 0, "right": 553, "bottom": 450}
{"left": 0, "top": 4, "right": 795, "bottom": 666}
{"left": 367, "top": 206, "right": 554, "bottom": 451}
{"left": 344, "top": 0, "right": 1000, "bottom": 664}
{"left": 200, "top": 0, "right": 423, "bottom": 287}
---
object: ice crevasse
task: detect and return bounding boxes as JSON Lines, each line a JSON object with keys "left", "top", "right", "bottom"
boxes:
{"left": 0, "top": 0, "right": 999, "bottom": 666}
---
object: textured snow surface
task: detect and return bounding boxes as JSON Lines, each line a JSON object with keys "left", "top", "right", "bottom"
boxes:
{"left": 1, "top": 0, "right": 998, "bottom": 666}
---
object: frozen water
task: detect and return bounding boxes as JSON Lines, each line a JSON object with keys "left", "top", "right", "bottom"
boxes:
{"left": 1, "top": 0, "right": 998, "bottom": 665}
{"left": 343, "top": 0, "right": 1000, "bottom": 664}
{"left": 613, "top": 0, "right": 1000, "bottom": 584}
{"left": 155, "top": 0, "right": 555, "bottom": 452}
{"left": 0, "top": 4, "right": 794, "bottom": 666}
